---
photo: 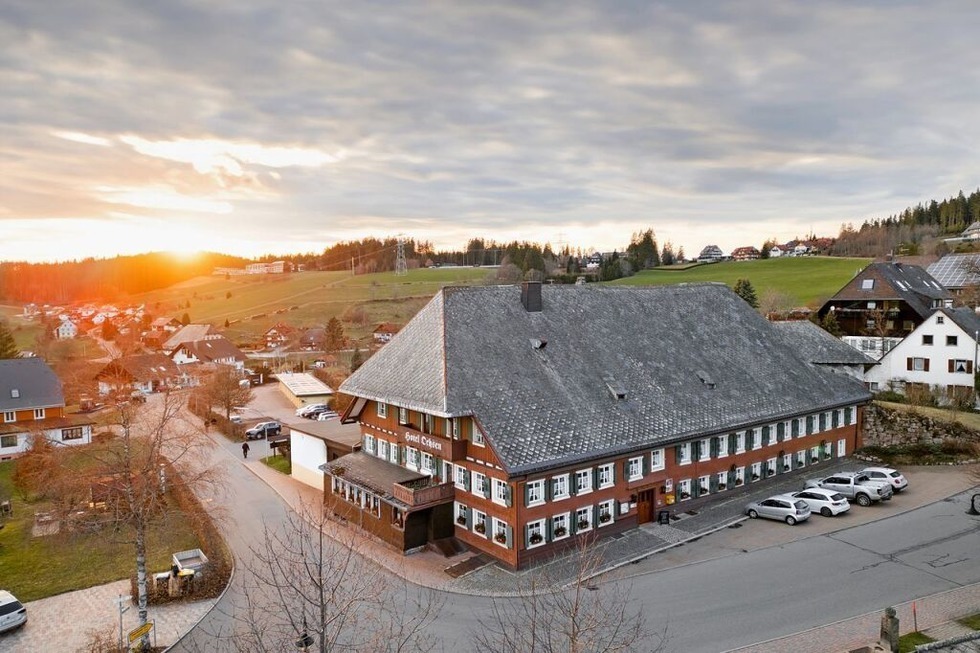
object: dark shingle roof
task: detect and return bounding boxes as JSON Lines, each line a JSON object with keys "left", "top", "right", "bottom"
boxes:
{"left": 827, "top": 262, "right": 951, "bottom": 319}
{"left": 943, "top": 306, "right": 980, "bottom": 339}
{"left": 0, "top": 358, "right": 64, "bottom": 411}
{"left": 342, "top": 283, "right": 871, "bottom": 475}
{"left": 771, "top": 321, "right": 876, "bottom": 366}
{"left": 180, "top": 337, "right": 246, "bottom": 363}
{"left": 320, "top": 451, "right": 426, "bottom": 502}
{"left": 97, "top": 354, "right": 180, "bottom": 382}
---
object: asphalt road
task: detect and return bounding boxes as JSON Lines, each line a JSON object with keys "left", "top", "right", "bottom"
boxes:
{"left": 170, "top": 412, "right": 980, "bottom": 652}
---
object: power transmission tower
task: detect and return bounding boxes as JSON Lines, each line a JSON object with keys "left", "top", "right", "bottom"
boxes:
{"left": 395, "top": 236, "right": 408, "bottom": 276}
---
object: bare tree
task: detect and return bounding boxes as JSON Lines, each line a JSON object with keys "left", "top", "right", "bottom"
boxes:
{"left": 213, "top": 502, "right": 442, "bottom": 653}
{"left": 473, "top": 535, "right": 667, "bottom": 653}
{"left": 758, "top": 288, "right": 793, "bottom": 320}
{"left": 199, "top": 366, "right": 254, "bottom": 421}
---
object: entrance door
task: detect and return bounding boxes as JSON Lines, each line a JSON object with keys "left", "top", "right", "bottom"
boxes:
{"left": 636, "top": 488, "right": 655, "bottom": 524}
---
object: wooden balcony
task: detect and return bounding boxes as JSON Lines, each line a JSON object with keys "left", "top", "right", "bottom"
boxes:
{"left": 393, "top": 478, "right": 455, "bottom": 508}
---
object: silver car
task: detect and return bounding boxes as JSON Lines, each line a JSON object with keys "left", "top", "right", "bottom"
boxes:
{"left": 790, "top": 488, "right": 850, "bottom": 517}
{"left": 0, "top": 589, "right": 27, "bottom": 634}
{"left": 861, "top": 467, "right": 908, "bottom": 493}
{"left": 745, "top": 495, "right": 811, "bottom": 525}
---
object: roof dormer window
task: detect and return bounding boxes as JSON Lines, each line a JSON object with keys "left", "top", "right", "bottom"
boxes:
{"left": 861, "top": 279, "right": 874, "bottom": 290}
{"left": 10, "top": 389, "right": 19, "bottom": 399}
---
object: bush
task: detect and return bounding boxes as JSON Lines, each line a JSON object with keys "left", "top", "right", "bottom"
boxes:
{"left": 874, "top": 390, "right": 906, "bottom": 403}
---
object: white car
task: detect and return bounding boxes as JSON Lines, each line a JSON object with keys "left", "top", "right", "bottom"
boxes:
{"left": 296, "top": 403, "right": 328, "bottom": 417}
{"left": 315, "top": 410, "right": 339, "bottom": 421}
{"left": 861, "top": 467, "right": 908, "bottom": 493}
{"left": 790, "top": 488, "right": 850, "bottom": 517}
{"left": 0, "top": 589, "right": 27, "bottom": 633}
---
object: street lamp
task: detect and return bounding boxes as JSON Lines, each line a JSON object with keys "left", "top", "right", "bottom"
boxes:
{"left": 294, "top": 617, "right": 315, "bottom": 652}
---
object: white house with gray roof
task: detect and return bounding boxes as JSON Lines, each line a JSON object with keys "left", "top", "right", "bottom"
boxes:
{"left": 330, "top": 282, "right": 872, "bottom": 569}
{"left": 864, "top": 307, "right": 980, "bottom": 403}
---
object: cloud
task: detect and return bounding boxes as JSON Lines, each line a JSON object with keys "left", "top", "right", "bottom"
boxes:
{"left": 3, "top": 1, "right": 980, "bottom": 261}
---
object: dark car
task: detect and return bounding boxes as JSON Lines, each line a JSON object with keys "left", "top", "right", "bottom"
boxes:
{"left": 245, "top": 421, "right": 281, "bottom": 440}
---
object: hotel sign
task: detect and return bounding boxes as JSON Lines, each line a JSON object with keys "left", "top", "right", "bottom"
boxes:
{"left": 403, "top": 430, "right": 447, "bottom": 456}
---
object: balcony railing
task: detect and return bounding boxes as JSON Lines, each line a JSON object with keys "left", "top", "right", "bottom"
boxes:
{"left": 392, "top": 479, "right": 454, "bottom": 508}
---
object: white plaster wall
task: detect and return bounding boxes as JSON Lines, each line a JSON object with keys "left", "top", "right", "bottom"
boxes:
{"left": 290, "top": 429, "right": 326, "bottom": 491}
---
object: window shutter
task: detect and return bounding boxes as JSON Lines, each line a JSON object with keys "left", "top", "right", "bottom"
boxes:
{"left": 970, "top": 361, "right": 976, "bottom": 374}
{"left": 907, "top": 357, "right": 913, "bottom": 371}
{"left": 949, "top": 359, "right": 955, "bottom": 373}
{"left": 610, "top": 463, "right": 616, "bottom": 484}
{"left": 641, "top": 455, "right": 649, "bottom": 476}
{"left": 777, "top": 422, "right": 785, "bottom": 441}
{"left": 692, "top": 483, "right": 700, "bottom": 498}
{"left": 728, "top": 433, "right": 736, "bottom": 452}
{"left": 505, "top": 524, "right": 513, "bottom": 549}
{"left": 524, "top": 483, "right": 530, "bottom": 508}
{"left": 728, "top": 469, "right": 736, "bottom": 487}
{"left": 746, "top": 430, "right": 754, "bottom": 450}
{"left": 710, "top": 438, "right": 719, "bottom": 457}
{"left": 709, "top": 475, "right": 718, "bottom": 492}
{"left": 692, "top": 441, "right": 700, "bottom": 460}
{"left": 924, "top": 358, "right": 930, "bottom": 372}
{"left": 762, "top": 425, "right": 770, "bottom": 444}
{"left": 465, "top": 506, "right": 471, "bottom": 526}
{"left": 592, "top": 467, "right": 600, "bottom": 489}
{"left": 504, "top": 484, "right": 512, "bottom": 508}
{"left": 524, "top": 523, "right": 531, "bottom": 548}
{"left": 546, "top": 518, "right": 554, "bottom": 540}
{"left": 463, "top": 470, "right": 470, "bottom": 492}
{"left": 792, "top": 420, "right": 799, "bottom": 437}
{"left": 570, "top": 474, "right": 577, "bottom": 496}
{"left": 845, "top": 407, "right": 852, "bottom": 424}
{"left": 544, "top": 478, "right": 552, "bottom": 502}
{"left": 674, "top": 445, "right": 682, "bottom": 464}
{"left": 806, "top": 416, "right": 814, "bottom": 435}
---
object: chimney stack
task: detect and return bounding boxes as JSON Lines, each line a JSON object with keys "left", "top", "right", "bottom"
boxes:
{"left": 521, "top": 282, "right": 542, "bottom": 312}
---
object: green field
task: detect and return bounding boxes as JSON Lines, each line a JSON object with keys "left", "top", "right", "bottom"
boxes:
{"left": 610, "top": 256, "right": 871, "bottom": 308}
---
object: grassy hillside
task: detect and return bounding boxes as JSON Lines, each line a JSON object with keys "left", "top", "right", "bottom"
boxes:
{"left": 610, "top": 256, "right": 871, "bottom": 307}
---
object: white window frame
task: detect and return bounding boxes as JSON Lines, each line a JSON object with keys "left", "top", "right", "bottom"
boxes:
{"left": 526, "top": 519, "right": 546, "bottom": 548}
{"left": 627, "top": 457, "right": 643, "bottom": 482}
{"left": 796, "top": 450, "right": 806, "bottom": 467}
{"left": 782, "top": 453, "right": 793, "bottom": 472}
{"left": 735, "top": 432, "right": 745, "bottom": 454}
{"left": 699, "top": 438, "right": 711, "bottom": 461}
{"left": 698, "top": 475, "right": 710, "bottom": 495}
{"left": 492, "top": 517, "right": 509, "bottom": 548}
{"left": 766, "top": 457, "right": 777, "bottom": 477}
{"left": 388, "top": 443, "right": 399, "bottom": 465}
{"left": 552, "top": 512, "right": 570, "bottom": 540}
{"left": 420, "top": 452, "right": 435, "bottom": 475}
{"left": 552, "top": 474, "right": 570, "bottom": 501}
{"left": 678, "top": 479, "right": 692, "bottom": 500}
{"left": 473, "top": 509, "right": 487, "bottom": 537}
{"left": 406, "top": 447, "right": 419, "bottom": 471}
{"left": 398, "top": 406, "right": 408, "bottom": 424}
{"left": 451, "top": 418, "right": 460, "bottom": 440}
{"left": 472, "top": 425, "right": 485, "bottom": 447}
{"left": 376, "top": 402, "right": 387, "bottom": 418}
{"left": 735, "top": 467, "right": 745, "bottom": 486}
{"left": 2, "top": 411, "right": 13, "bottom": 423}
{"left": 750, "top": 461, "right": 762, "bottom": 481}
{"left": 751, "top": 428, "right": 762, "bottom": 450}
{"left": 650, "top": 448, "right": 665, "bottom": 471}
{"left": 597, "top": 463, "right": 614, "bottom": 488}
{"left": 597, "top": 499, "right": 615, "bottom": 527}
{"left": 849, "top": 407, "right": 857, "bottom": 425}
{"left": 454, "top": 465, "right": 468, "bottom": 490}
{"left": 575, "top": 505, "right": 592, "bottom": 532}
{"left": 716, "top": 471, "right": 728, "bottom": 491}
{"left": 33, "top": 408, "right": 45, "bottom": 420}
{"left": 837, "top": 438, "right": 847, "bottom": 457}
{"left": 492, "top": 478, "right": 508, "bottom": 506}
{"left": 364, "top": 434, "right": 376, "bottom": 455}
{"left": 377, "top": 439, "right": 389, "bottom": 460}
{"left": 810, "top": 445, "right": 821, "bottom": 462}
{"left": 575, "top": 468, "right": 593, "bottom": 495}
{"left": 455, "top": 501, "right": 468, "bottom": 524}
{"left": 527, "top": 479, "right": 545, "bottom": 506}
{"left": 472, "top": 471, "right": 487, "bottom": 498}
{"left": 716, "top": 436, "right": 728, "bottom": 458}
{"left": 678, "top": 442, "right": 692, "bottom": 465}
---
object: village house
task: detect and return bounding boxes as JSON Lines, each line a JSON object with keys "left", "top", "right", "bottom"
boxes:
{"left": 0, "top": 358, "right": 94, "bottom": 460}
{"left": 696, "top": 245, "right": 725, "bottom": 263}
{"left": 150, "top": 316, "right": 182, "bottom": 333}
{"left": 95, "top": 353, "right": 187, "bottom": 397}
{"left": 817, "top": 261, "right": 953, "bottom": 352}
{"left": 926, "top": 253, "right": 980, "bottom": 299}
{"left": 161, "top": 324, "right": 214, "bottom": 353}
{"left": 53, "top": 317, "right": 78, "bottom": 340}
{"left": 170, "top": 335, "right": 247, "bottom": 371}
{"left": 324, "top": 282, "right": 871, "bottom": 570}
{"left": 264, "top": 322, "right": 296, "bottom": 350}
{"left": 372, "top": 323, "right": 402, "bottom": 344}
{"left": 864, "top": 307, "right": 980, "bottom": 403}
{"left": 731, "top": 246, "right": 760, "bottom": 261}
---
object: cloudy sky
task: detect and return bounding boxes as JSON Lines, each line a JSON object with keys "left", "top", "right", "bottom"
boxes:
{"left": 3, "top": 1, "right": 980, "bottom": 262}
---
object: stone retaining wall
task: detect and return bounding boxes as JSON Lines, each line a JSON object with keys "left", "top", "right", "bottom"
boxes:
{"left": 863, "top": 403, "right": 980, "bottom": 447}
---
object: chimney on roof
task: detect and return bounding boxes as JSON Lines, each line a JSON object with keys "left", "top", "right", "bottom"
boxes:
{"left": 521, "top": 281, "right": 542, "bottom": 312}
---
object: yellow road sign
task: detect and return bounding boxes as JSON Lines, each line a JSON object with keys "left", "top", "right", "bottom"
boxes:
{"left": 128, "top": 621, "right": 153, "bottom": 643}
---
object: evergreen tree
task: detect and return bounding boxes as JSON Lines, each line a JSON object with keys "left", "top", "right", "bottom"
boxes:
{"left": 0, "top": 320, "right": 19, "bottom": 359}
{"left": 819, "top": 310, "right": 844, "bottom": 337}
{"left": 181, "top": 313, "right": 190, "bottom": 325}
{"left": 326, "top": 317, "right": 345, "bottom": 351}
{"left": 733, "top": 279, "right": 759, "bottom": 308}
{"left": 660, "top": 241, "right": 676, "bottom": 267}
{"left": 350, "top": 347, "right": 363, "bottom": 373}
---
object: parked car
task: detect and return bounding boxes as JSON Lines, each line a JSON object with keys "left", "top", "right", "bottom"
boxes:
{"left": 861, "top": 467, "right": 908, "bottom": 493}
{"left": 315, "top": 410, "right": 339, "bottom": 421}
{"left": 0, "top": 589, "right": 27, "bottom": 634}
{"left": 745, "top": 495, "right": 811, "bottom": 525}
{"left": 304, "top": 406, "right": 334, "bottom": 419}
{"left": 805, "top": 472, "right": 893, "bottom": 506}
{"left": 296, "top": 403, "right": 328, "bottom": 417}
{"left": 245, "top": 421, "right": 281, "bottom": 440}
{"left": 229, "top": 414, "right": 244, "bottom": 424}
{"left": 789, "top": 489, "right": 850, "bottom": 517}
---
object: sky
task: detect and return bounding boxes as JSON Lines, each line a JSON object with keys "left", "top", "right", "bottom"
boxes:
{"left": 3, "top": 1, "right": 980, "bottom": 263}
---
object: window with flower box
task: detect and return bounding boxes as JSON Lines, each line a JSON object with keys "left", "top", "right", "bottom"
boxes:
{"left": 767, "top": 457, "right": 777, "bottom": 477}
{"left": 472, "top": 471, "right": 488, "bottom": 498}
{"left": 552, "top": 474, "right": 570, "bottom": 500}
{"left": 734, "top": 467, "right": 745, "bottom": 487}
{"left": 716, "top": 471, "right": 728, "bottom": 491}
{"left": 698, "top": 475, "right": 710, "bottom": 496}
{"left": 678, "top": 479, "right": 692, "bottom": 500}
{"left": 455, "top": 501, "right": 469, "bottom": 527}
{"left": 526, "top": 519, "right": 545, "bottom": 547}
{"left": 597, "top": 463, "right": 615, "bottom": 488}
{"left": 526, "top": 479, "right": 545, "bottom": 506}
{"left": 597, "top": 499, "right": 615, "bottom": 526}
{"left": 473, "top": 509, "right": 487, "bottom": 536}
{"left": 492, "top": 517, "right": 510, "bottom": 547}
{"left": 575, "top": 468, "right": 593, "bottom": 495}
{"left": 552, "top": 513, "right": 570, "bottom": 539}
{"left": 750, "top": 461, "right": 762, "bottom": 481}
{"left": 796, "top": 450, "right": 806, "bottom": 467}
{"left": 575, "top": 506, "right": 592, "bottom": 532}
{"left": 810, "top": 445, "right": 821, "bottom": 463}
{"left": 627, "top": 457, "right": 643, "bottom": 481}
{"left": 650, "top": 448, "right": 665, "bottom": 471}
{"left": 782, "top": 453, "right": 792, "bottom": 472}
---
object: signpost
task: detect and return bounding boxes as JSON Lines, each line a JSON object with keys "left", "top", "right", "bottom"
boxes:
{"left": 129, "top": 621, "right": 153, "bottom": 643}
{"left": 114, "top": 595, "right": 132, "bottom": 652}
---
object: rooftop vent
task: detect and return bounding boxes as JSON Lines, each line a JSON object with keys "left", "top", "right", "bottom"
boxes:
{"left": 11, "top": 389, "right": 20, "bottom": 398}
{"left": 521, "top": 281, "right": 542, "bottom": 312}
{"left": 696, "top": 370, "right": 715, "bottom": 390}
{"left": 602, "top": 374, "right": 627, "bottom": 400}
{"left": 530, "top": 338, "right": 547, "bottom": 350}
